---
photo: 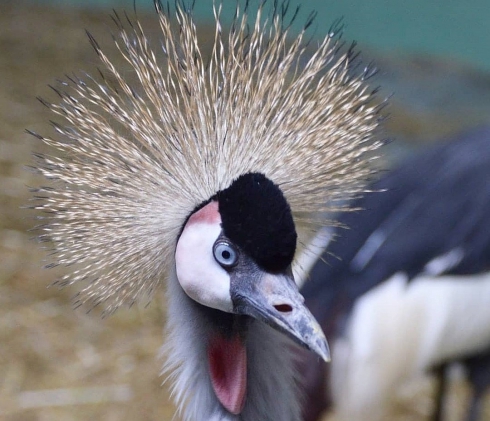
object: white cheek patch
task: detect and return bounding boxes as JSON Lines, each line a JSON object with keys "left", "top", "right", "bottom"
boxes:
{"left": 175, "top": 220, "right": 233, "bottom": 313}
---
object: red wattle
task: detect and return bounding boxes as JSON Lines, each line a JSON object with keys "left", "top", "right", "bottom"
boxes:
{"left": 208, "top": 334, "right": 247, "bottom": 414}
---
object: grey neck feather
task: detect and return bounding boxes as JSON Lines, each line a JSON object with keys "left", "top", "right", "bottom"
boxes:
{"left": 162, "top": 270, "right": 302, "bottom": 421}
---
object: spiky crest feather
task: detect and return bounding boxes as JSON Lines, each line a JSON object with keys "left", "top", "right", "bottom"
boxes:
{"left": 32, "top": 1, "right": 383, "bottom": 312}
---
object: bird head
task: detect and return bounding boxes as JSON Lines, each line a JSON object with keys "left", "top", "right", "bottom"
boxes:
{"left": 176, "top": 172, "right": 328, "bottom": 350}
{"left": 31, "top": 1, "right": 384, "bottom": 419}
{"left": 175, "top": 172, "right": 328, "bottom": 413}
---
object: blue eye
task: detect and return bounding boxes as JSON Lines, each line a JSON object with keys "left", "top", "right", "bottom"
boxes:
{"left": 213, "top": 242, "right": 238, "bottom": 268}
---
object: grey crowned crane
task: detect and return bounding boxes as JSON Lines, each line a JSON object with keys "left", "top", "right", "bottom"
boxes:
{"left": 298, "top": 127, "right": 490, "bottom": 421}
{"left": 30, "top": 2, "right": 384, "bottom": 420}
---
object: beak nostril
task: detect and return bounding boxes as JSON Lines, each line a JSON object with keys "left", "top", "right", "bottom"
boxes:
{"left": 274, "top": 304, "right": 293, "bottom": 313}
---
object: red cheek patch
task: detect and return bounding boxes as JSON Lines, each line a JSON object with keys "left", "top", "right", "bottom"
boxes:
{"left": 188, "top": 201, "right": 221, "bottom": 225}
{"left": 208, "top": 333, "right": 247, "bottom": 415}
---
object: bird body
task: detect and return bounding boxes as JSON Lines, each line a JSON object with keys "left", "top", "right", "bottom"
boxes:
{"left": 332, "top": 272, "right": 490, "bottom": 420}
{"left": 31, "top": 2, "right": 383, "bottom": 420}
{"left": 299, "top": 127, "right": 490, "bottom": 421}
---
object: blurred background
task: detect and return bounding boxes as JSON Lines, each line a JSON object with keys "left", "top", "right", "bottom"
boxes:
{"left": 2, "top": 0, "right": 490, "bottom": 420}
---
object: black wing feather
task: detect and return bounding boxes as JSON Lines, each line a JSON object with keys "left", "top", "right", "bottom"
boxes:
{"left": 302, "top": 126, "right": 490, "bottom": 328}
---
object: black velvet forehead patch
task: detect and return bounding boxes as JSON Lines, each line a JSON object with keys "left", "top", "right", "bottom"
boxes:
{"left": 215, "top": 173, "right": 297, "bottom": 272}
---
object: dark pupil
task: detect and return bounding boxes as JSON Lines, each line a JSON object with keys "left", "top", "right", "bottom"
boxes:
{"left": 221, "top": 250, "right": 231, "bottom": 260}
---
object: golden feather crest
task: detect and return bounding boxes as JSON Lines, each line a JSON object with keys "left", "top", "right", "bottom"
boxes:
{"left": 32, "top": 1, "right": 384, "bottom": 312}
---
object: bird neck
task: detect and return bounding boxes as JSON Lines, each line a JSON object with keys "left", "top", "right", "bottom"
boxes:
{"left": 163, "top": 271, "right": 302, "bottom": 421}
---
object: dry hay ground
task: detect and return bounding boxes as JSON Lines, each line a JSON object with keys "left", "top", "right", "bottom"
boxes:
{"left": 0, "top": 1, "right": 486, "bottom": 420}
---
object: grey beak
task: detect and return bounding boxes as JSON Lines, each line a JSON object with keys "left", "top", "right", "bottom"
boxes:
{"left": 231, "top": 269, "right": 330, "bottom": 362}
